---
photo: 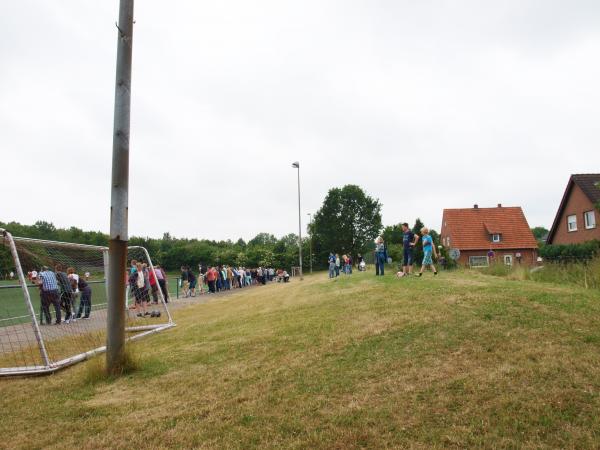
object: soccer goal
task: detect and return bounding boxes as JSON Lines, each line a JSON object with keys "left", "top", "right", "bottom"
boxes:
{"left": 0, "top": 229, "right": 174, "bottom": 376}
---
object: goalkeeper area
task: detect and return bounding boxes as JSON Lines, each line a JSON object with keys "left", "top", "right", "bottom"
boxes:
{"left": 0, "top": 229, "right": 174, "bottom": 376}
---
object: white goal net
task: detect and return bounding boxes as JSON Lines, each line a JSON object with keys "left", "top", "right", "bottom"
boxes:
{"left": 0, "top": 229, "right": 174, "bottom": 376}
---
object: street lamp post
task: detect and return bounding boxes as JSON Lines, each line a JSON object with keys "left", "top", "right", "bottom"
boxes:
{"left": 307, "top": 212, "right": 313, "bottom": 274}
{"left": 292, "top": 162, "right": 303, "bottom": 280}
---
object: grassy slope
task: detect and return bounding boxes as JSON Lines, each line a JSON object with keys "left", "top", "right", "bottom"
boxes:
{"left": 1, "top": 271, "right": 600, "bottom": 449}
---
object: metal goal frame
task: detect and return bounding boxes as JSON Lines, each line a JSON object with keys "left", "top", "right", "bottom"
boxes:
{"left": 0, "top": 228, "right": 174, "bottom": 376}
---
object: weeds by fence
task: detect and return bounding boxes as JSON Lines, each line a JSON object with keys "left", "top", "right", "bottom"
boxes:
{"left": 481, "top": 257, "right": 600, "bottom": 290}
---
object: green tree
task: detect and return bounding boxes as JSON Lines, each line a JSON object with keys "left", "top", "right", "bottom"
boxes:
{"left": 248, "top": 233, "right": 278, "bottom": 247}
{"left": 531, "top": 226, "right": 549, "bottom": 243}
{"left": 382, "top": 224, "right": 403, "bottom": 245}
{"left": 311, "top": 185, "right": 382, "bottom": 267}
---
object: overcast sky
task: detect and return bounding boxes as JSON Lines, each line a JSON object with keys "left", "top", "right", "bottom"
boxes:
{"left": 1, "top": 1, "right": 599, "bottom": 241}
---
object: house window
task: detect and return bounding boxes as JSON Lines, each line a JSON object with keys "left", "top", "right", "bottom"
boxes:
{"left": 492, "top": 234, "right": 501, "bottom": 243}
{"left": 584, "top": 211, "right": 596, "bottom": 229}
{"left": 447, "top": 237, "right": 451, "bottom": 247}
{"left": 567, "top": 215, "right": 577, "bottom": 232}
{"left": 504, "top": 254, "right": 513, "bottom": 266}
{"left": 469, "top": 256, "right": 489, "bottom": 268}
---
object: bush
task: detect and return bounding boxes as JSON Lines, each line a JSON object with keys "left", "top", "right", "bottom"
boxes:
{"left": 540, "top": 240, "right": 600, "bottom": 261}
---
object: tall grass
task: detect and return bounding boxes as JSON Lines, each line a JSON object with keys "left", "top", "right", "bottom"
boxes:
{"left": 482, "top": 258, "right": 600, "bottom": 289}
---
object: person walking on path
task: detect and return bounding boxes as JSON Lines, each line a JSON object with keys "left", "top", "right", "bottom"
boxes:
{"left": 402, "top": 222, "right": 419, "bottom": 275}
{"left": 418, "top": 227, "right": 438, "bottom": 277}
{"left": 374, "top": 236, "right": 387, "bottom": 276}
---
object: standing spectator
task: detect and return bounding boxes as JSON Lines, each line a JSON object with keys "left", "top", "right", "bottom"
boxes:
{"left": 75, "top": 273, "right": 93, "bottom": 319}
{"left": 348, "top": 255, "right": 353, "bottom": 274}
{"left": 226, "top": 266, "right": 233, "bottom": 290}
{"left": 55, "top": 264, "right": 74, "bottom": 323}
{"left": 9, "top": 271, "right": 14, "bottom": 280}
{"left": 84, "top": 271, "right": 90, "bottom": 281}
{"left": 198, "top": 264, "right": 206, "bottom": 294}
{"left": 155, "top": 264, "right": 169, "bottom": 303}
{"left": 402, "top": 222, "right": 419, "bottom": 276}
{"left": 342, "top": 255, "right": 351, "bottom": 274}
{"left": 335, "top": 254, "right": 341, "bottom": 277}
{"left": 418, "top": 227, "right": 438, "bottom": 277}
{"left": 221, "top": 266, "right": 228, "bottom": 289}
{"left": 37, "top": 266, "right": 61, "bottom": 325}
{"left": 180, "top": 266, "right": 190, "bottom": 298}
{"left": 216, "top": 266, "right": 223, "bottom": 292}
{"left": 374, "top": 236, "right": 387, "bottom": 276}
{"left": 149, "top": 266, "right": 160, "bottom": 304}
{"left": 328, "top": 253, "right": 336, "bottom": 278}
{"left": 67, "top": 267, "right": 80, "bottom": 314}
{"left": 234, "top": 267, "right": 242, "bottom": 288}
{"left": 188, "top": 267, "right": 197, "bottom": 297}
{"left": 206, "top": 266, "right": 217, "bottom": 293}
{"left": 130, "top": 262, "right": 149, "bottom": 316}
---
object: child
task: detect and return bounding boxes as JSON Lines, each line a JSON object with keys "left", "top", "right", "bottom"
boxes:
{"left": 418, "top": 227, "right": 438, "bottom": 276}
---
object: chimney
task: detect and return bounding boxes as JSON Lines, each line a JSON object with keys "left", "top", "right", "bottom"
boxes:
{"left": 497, "top": 203, "right": 502, "bottom": 208}
{"left": 473, "top": 204, "right": 478, "bottom": 209}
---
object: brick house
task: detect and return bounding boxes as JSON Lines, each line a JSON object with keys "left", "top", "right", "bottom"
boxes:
{"left": 440, "top": 205, "right": 538, "bottom": 267}
{"left": 546, "top": 174, "right": 600, "bottom": 245}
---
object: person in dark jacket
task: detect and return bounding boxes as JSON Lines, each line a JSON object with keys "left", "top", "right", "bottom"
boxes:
{"left": 55, "top": 264, "right": 74, "bottom": 323}
{"left": 76, "top": 275, "right": 93, "bottom": 319}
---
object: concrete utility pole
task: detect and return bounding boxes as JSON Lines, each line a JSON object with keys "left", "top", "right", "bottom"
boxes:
{"left": 292, "top": 162, "right": 303, "bottom": 280}
{"left": 107, "top": 0, "right": 134, "bottom": 374}
{"left": 307, "top": 212, "right": 313, "bottom": 274}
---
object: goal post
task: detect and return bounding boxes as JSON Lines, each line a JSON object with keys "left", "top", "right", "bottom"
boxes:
{"left": 0, "top": 229, "right": 174, "bottom": 376}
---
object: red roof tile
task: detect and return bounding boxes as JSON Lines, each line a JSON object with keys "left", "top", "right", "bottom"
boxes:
{"left": 442, "top": 206, "right": 538, "bottom": 250}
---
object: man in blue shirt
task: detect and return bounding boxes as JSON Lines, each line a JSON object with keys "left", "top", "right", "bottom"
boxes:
{"left": 37, "top": 266, "right": 62, "bottom": 325}
{"left": 328, "top": 253, "right": 336, "bottom": 279}
{"left": 402, "top": 223, "right": 419, "bottom": 276}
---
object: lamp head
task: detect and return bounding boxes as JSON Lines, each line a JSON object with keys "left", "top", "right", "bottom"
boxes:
{"left": 292, "top": 161, "right": 299, "bottom": 168}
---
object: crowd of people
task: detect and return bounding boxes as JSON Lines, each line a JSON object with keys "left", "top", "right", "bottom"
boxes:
{"left": 15, "top": 226, "right": 442, "bottom": 327}
{"left": 328, "top": 253, "right": 367, "bottom": 278}
{"left": 127, "top": 260, "right": 169, "bottom": 317}
{"left": 326, "top": 224, "right": 440, "bottom": 279}
{"left": 179, "top": 265, "right": 290, "bottom": 297}
{"left": 33, "top": 264, "right": 93, "bottom": 325}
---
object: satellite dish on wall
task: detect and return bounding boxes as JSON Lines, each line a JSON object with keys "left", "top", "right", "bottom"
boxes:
{"left": 449, "top": 248, "right": 461, "bottom": 260}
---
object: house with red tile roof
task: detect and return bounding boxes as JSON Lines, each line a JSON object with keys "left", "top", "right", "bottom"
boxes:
{"left": 440, "top": 204, "right": 538, "bottom": 267}
{"left": 546, "top": 174, "right": 600, "bottom": 245}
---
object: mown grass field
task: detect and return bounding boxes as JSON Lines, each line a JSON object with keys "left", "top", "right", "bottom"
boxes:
{"left": 1, "top": 270, "right": 600, "bottom": 449}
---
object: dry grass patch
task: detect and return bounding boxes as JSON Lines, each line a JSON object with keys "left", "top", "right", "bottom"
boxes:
{"left": 2, "top": 271, "right": 600, "bottom": 449}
